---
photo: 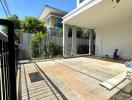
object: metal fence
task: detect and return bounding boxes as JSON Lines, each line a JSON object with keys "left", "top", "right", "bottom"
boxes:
{"left": 0, "top": 19, "right": 17, "bottom": 100}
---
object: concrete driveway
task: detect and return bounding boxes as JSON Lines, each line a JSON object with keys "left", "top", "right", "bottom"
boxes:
{"left": 20, "top": 57, "right": 131, "bottom": 100}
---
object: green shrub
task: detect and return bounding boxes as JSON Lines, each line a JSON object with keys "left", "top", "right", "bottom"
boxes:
{"left": 32, "top": 41, "right": 44, "bottom": 57}
{"left": 48, "top": 42, "right": 62, "bottom": 57}
{"left": 32, "top": 32, "right": 46, "bottom": 58}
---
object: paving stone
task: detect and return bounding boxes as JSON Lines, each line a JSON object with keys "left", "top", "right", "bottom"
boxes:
{"left": 19, "top": 57, "right": 131, "bottom": 100}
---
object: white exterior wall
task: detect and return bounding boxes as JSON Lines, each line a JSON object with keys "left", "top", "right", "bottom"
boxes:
{"left": 96, "top": 20, "right": 132, "bottom": 59}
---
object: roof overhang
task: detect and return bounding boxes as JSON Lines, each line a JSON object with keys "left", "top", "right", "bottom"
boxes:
{"left": 63, "top": 0, "right": 132, "bottom": 29}
{"left": 39, "top": 5, "right": 67, "bottom": 21}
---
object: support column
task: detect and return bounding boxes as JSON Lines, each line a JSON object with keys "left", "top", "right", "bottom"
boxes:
{"left": 89, "top": 29, "right": 94, "bottom": 55}
{"left": 63, "top": 24, "right": 69, "bottom": 58}
{"left": 72, "top": 26, "right": 77, "bottom": 56}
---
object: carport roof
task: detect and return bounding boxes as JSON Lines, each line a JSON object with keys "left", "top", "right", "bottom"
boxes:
{"left": 63, "top": 0, "right": 132, "bottom": 29}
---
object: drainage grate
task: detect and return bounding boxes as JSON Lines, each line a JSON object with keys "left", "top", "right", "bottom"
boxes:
{"left": 29, "top": 72, "right": 44, "bottom": 83}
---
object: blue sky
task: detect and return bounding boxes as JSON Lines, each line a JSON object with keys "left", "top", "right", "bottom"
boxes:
{"left": 0, "top": 0, "right": 76, "bottom": 19}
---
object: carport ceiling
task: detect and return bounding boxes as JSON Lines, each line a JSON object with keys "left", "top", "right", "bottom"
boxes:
{"left": 64, "top": 0, "right": 132, "bottom": 29}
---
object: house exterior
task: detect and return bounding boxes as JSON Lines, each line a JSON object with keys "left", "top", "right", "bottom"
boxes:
{"left": 39, "top": 5, "right": 67, "bottom": 46}
{"left": 63, "top": 0, "right": 132, "bottom": 59}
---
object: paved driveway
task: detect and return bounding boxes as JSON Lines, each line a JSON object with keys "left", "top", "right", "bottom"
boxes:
{"left": 20, "top": 57, "right": 131, "bottom": 100}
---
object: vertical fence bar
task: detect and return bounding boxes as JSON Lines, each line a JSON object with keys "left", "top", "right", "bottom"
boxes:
{"left": 0, "top": 19, "right": 17, "bottom": 100}
{"left": 8, "top": 21, "right": 16, "bottom": 100}
{"left": 6, "top": 42, "right": 11, "bottom": 100}
{"left": 3, "top": 42, "right": 9, "bottom": 100}
{"left": 0, "top": 40, "right": 2, "bottom": 100}
{"left": 3, "top": 42, "right": 7, "bottom": 100}
{"left": 1, "top": 40, "right": 6, "bottom": 100}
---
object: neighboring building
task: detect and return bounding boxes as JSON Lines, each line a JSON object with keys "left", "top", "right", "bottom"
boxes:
{"left": 63, "top": 0, "right": 132, "bottom": 59}
{"left": 39, "top": 5, "right": 91, "bottom": 55}
{"left": 39, "top": 5, "right": 67, "bottom": 46}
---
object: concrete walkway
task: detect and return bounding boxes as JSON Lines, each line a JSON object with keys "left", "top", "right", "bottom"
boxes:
{"left": 18, "top": 57, "right": 131, "bottom": 100}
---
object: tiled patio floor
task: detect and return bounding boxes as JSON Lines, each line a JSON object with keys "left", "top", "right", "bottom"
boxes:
{"left": 18, "top": 57, "right": 131, "bottom": 100}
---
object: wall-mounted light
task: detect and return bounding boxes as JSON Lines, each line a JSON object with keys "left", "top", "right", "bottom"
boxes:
{"left": 112, "top": 0, "right": 120, "bottom": 3}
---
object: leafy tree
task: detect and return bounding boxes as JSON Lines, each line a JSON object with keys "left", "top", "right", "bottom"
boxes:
{"left": 48, "top": 42, "right": 62, "bottom": 57}
{"left": 32, "top": 32, "right": 46, "bottom": 42}
{"left": 2, "top": 14, "right": 21, "bottom": 33}
{"left": 58, "top": 29, "right": 63, "bottom": 36}
{"left": 21, "top": 16, "right": 46, "bottom": 33}
{"left": 23, "top": 16, "right": 47, "bottom": 58}
{"left": 8, "top": 14, "right": 21, "bottom": 29}
{"left": 32, "top": 32, "right": 47, "bottom": 57}
{"left": 83, "top": 29, "right": 90, "bottom": 39}
{"left": 77, "top": 27, "right": 84, "bottom": 38}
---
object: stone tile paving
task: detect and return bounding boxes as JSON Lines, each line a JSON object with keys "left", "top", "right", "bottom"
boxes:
{"left": 54, "top": 57, "right": 131, "bottom": 99}
{"left": 37, "top": 61, "right": 106, "bottom": 100}
{"left": 55, "top": 57, "right": 127, "bottom": 81}
{"left": 109, "top": 82, "right": 132, "bottom": 100}
{"left": 20, "top": 63, "right": 66, "bottom": 100}
{"left": 19, "top": 57, "right": 131, "bottom": 100}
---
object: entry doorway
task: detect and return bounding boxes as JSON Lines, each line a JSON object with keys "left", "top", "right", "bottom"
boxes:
{"left": 76, "top": 28, "right": 96, "bottom": 56}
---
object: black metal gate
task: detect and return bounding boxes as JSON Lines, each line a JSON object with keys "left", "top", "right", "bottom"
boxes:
{"left": 0, "top": 19, "right": 17, "bottom": 100}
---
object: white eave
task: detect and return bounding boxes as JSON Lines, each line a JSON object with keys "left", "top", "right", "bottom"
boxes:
{"left": 62, "top": 0, "right": 102, "bottom": 23}
{"left": 62, "top": 0, "right": 132, "bottom": 29}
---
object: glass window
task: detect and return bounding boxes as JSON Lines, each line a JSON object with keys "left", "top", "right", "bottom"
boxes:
{"left": 54, "top": 17, "right": 63, "bottom": 28}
